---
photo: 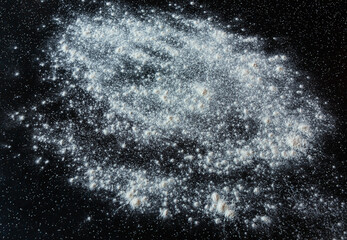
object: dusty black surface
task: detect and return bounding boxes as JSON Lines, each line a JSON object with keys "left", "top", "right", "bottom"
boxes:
{"left": 0, "top": 0, "right": 346, "bottom": 239}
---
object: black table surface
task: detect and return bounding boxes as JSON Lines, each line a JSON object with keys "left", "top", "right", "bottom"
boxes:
{"left": 0, "top": 0, "right": 346, "bottom": 239}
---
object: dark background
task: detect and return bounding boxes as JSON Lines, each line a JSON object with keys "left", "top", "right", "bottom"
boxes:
{"left": 0, "top": 0, "right": 346, "bottom": 239}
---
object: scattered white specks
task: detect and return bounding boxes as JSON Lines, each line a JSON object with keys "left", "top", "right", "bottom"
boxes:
{"left": 130, "top": 197, "right": 142, "bottom": 209}
{"left": 211, "top": 192, "right": 220, "bottom": 202}
{"left": 260, "top": 215, "right": 271, "bottom": 224}
{"left": 23, "top": 2, "right": 340, "bottom": 235}
{"left": 35, "top": 157, "right": 42, "bottom": 164}
{"left": 89, "top": 182, "right": 97, "bottom": 190}
{"left": 160, "top": 208, "right": 170, "bottom": 218}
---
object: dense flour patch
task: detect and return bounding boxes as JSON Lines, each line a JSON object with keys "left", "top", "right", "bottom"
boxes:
{"left": 18, "top": 4, "right": 342, "bottom": 235}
